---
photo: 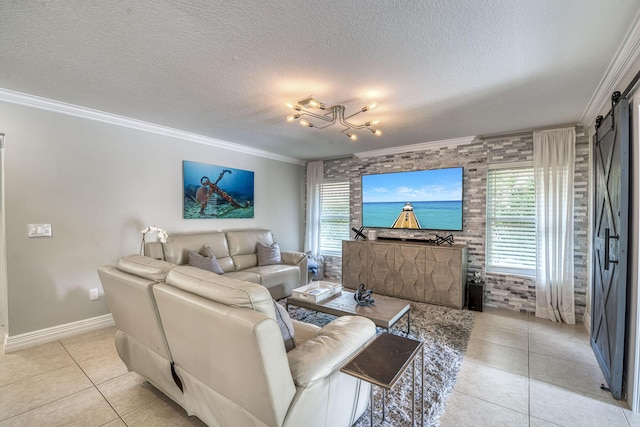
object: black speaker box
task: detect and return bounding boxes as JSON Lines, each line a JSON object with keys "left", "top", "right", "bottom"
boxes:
{"left": 467, "top": 282, "right": 484, "bottom": 312}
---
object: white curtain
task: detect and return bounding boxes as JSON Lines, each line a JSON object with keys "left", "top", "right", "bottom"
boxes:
{"left": 304, "top": 160, "right": 323, "bottom": 257}
{"left": 534, "top": 127, "right": 576, "bottom": 324}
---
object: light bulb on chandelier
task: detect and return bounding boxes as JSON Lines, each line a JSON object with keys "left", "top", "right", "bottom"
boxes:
{"left": 362, "top": 101, "right": 377, "bottom": 112}
{"left": 285, "top": 96, "right": 382, "bottom": 140}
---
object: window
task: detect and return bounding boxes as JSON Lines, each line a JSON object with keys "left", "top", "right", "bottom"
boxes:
{"left": 320, "top": 179, "right": 350, "bottom": 256}
{"left": 486, "top": 163, "right": 536, "bottom": 276}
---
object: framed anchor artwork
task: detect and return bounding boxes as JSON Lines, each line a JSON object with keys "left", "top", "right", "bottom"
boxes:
{"left": 182, "top": 160, "right": 255, "bottom": 219}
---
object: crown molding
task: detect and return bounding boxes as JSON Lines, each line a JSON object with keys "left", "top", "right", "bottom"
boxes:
{"left": 353, "top": 135, "right": 476, "bottom": 158}
{"left": 581, "top": 10, "right": 640, "bottom": 125}
{"left": 0, "top": 88, "right": 305, "bottom": 166}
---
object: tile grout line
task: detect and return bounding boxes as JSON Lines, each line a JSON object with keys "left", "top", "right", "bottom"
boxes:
{"left": 450, "top": 389, "right": 530, "bottom": 417}
{"left": 526, "top": 312, "right": 628, "bottom": 427}
{"left": 59, "top": 337, "right": 128, "bottom": 426}
{"left": 452, "top": 311, "right": 531, "bottom": 419}
{"left": 0, "top": 389, "right": 97, "bottom": 424}
{"left": 0, "top": 340, "right": 96, "bottom": 424}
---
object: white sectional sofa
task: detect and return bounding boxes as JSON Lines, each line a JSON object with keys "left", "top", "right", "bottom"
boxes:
{"left": 98, "top": 254, "right": 376, "bottom": 426}
{"left": 145, "top": 229, "right": 307, "bottom": 300}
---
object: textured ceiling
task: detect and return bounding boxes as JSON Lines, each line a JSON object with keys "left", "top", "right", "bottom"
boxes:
{"left": 2, "top": 0, "right": 640, "bottom": 161}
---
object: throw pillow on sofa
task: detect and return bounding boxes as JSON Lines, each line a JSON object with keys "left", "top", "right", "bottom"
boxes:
{"left": 273, "top": 300, "right": 295, "bottom": 351}
{"left": 257, "top": 241, "right": 283, "bottom": 266}
{"left": 188, "top": 246, "right": 225, "bottom": 274}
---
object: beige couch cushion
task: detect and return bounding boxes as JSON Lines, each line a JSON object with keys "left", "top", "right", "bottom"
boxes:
{"left": 162, "top": 232, "right": 235, "bottom": 272}
{"left": 224, "top": 270, "right": 261, "bottom": 284}
{"left": 239, "top": 264, "right": 300, "bottom": 300}
{"left": 165, "top": 266, "right": 275, "bottom": 319}
{"left": 242, "top": 265, "right": 299, "bottom": 287}
{"left": 287, "top": 316, "right": 376, "bottom": 387}
{"left": 226, "top": 229, "right": 274, "bottom": 270}
{"left": 117, "top": 254, "right": 176, "bottom": 281}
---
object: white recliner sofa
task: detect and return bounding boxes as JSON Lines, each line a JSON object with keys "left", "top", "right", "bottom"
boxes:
{"left": 98, "top": 254, "right": 376, "bottom": 427}
{"left": 145, "top": 229, "right": 307, "bottom": 300}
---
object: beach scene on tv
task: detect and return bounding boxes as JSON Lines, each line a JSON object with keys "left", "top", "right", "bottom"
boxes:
{"left": 362, "top": 167, "right": 463, "bottom": 230}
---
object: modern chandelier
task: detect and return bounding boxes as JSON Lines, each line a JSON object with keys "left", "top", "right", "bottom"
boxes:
{"left": 285, "top": 96, "right": 382, "bottom": 141}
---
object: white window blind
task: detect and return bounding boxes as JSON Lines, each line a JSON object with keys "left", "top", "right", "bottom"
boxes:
{"left": 320, "top": 179, "right": 350, "bottom": 256}
{"left": 486, "top": 164, "right": 536, "bottom": 276}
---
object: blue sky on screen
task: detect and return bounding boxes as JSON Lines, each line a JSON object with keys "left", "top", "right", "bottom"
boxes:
{"left": 362, "top": 168, "right": 463, "bottom": 203}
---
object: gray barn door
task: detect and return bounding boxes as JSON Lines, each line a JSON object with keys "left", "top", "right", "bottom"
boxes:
{"left": 591, "top": 95, "right": 630, "bottom": 399}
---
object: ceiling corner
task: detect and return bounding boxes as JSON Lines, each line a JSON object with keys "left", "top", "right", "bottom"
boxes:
{"left": 581, "top": 9, "right": 640, "bottom": 125}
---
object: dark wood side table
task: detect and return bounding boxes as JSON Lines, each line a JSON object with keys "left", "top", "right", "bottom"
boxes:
{"left": 341, "top": 333, "right": 424, "bottom": 426}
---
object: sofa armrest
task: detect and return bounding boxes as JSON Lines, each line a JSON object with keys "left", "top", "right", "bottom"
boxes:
{"left": 281, "top": 250, "right": 305, "bottom": 266}
{"left": 291, "top": 319, "right": 321, "bottom": 345}
{"left": 281, "top": 251, "right": 308, "bottom": 287}
{"left": 287, "top": 316, "right": 376, "bottom": 387}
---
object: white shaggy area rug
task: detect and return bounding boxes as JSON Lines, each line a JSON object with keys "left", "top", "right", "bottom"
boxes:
{"left": 283, "top": 297, "right": 475, "bottom": 426}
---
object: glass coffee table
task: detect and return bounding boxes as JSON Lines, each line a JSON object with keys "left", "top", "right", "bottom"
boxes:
{"left": 286, "top": 290, "right": 411, "bottom": 334}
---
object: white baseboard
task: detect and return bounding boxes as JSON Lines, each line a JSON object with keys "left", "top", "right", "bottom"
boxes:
{"left": 3, "top": 314, "right": 114, "bottom": 353}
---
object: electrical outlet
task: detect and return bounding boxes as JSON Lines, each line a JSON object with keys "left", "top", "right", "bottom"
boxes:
{"left": 90, "top": 288, "right": 99, "bottom": 301}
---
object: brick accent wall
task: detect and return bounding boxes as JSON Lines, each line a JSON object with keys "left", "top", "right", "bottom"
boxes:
{"left": 574, "top": 127, "right": 590, "bottom": 321}
{"left": 320, "top": 127, "right": 590, "bottom": 320}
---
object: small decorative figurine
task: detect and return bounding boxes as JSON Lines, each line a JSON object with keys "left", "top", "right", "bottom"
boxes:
{"left": 473, "top": 271, "right": 483, "bottom": 284}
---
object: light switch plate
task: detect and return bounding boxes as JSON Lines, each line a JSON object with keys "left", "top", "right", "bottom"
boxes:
{"left": 28, "top": 223, "right": 52, "bottom": 237}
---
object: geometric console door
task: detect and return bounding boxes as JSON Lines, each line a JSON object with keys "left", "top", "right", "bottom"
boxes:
{"left": 342, "top": 239, "right": 468, "bottom": 309}
{"left": 591, "top": 94, "right": 630, "bottom": 400}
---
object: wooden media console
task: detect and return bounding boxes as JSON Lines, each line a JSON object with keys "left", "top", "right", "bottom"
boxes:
{"left": 342, "top": 239, "right": 468, "bottom": 308}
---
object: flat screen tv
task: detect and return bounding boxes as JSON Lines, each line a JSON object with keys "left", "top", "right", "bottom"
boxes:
{"left": 361, "top": 167, "right": 463, "bottom": 231}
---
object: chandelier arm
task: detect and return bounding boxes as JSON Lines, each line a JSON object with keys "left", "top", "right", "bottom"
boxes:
{"left": 323, "top": 107, "right": 338, "bottom": 121}
{"left": 299, "top": 111, "right": 333, "bottom": 123}
{"left": 342, "top": 120, "right": 368, "bottom": 129}
{"left": 313, "top": 121, "right": 339, "bottom": 129}
{"left": 340, "top": 127, "right": 358, "bottom": 140}
{"left": 340, "top": 126, "right": 353, "bottom": 134}
{"left": 299, "top": 112, "right": 337, "bottom": 129}
{"left": 337, "top": 112, "right": 350, "bottom": 128}
{"left": 338, "top": 113, "right": 367, "bottom": 130}
{"left": 343, "top": 110, "right": 366, "bottom": 121}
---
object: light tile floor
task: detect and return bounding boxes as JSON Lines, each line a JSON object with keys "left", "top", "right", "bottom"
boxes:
{"left": 439, "top": 308, "right": 640, "bottom": 427}
{"left": 1, "top": 308, "right": 639, "bottom": 426}
{"left": 0, "top": 325, "right": 204, "bottom": 427}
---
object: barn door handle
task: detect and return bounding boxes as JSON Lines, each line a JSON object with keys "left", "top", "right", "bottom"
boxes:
{"left": 604, "top": 228, "right": 619, "bottom": 270}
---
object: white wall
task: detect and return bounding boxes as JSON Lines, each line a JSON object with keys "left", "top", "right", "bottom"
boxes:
{"left": 0, "top": 101, "right": 305, "bottom": 336}
{"left": 0, "top": 134, "right": 5, "bottom": 329}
